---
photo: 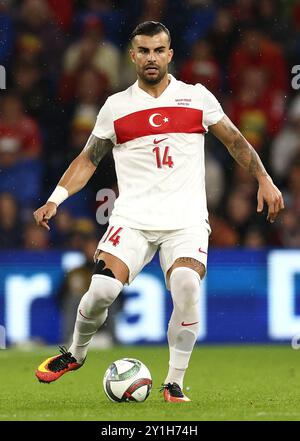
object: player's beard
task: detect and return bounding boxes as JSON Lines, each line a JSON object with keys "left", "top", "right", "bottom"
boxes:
{"left": 138, "top": 64, "right": 167, "bottom": 85}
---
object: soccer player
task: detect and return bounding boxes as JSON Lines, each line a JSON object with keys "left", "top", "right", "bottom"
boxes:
{"left": 34, "top": 22, "right": 284, "bottom": 402}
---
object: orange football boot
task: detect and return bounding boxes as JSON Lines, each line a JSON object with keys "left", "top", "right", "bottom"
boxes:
{"left": 35, "top": 346, "right": 84, "bottom": 383}
{"left": 161, "top": 382, "right": 191, "bottom": 402}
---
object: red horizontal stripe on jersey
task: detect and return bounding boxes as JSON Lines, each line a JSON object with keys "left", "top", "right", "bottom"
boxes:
{"left": 114, "top": 107, "right": 205, "bottom": 144}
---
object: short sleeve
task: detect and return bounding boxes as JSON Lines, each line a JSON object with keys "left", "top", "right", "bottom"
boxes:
{"left": 92, "top": 99, "right": 115, "bottom": 141}
{"left": 199, "top": 85, "right": 224, "bottom": 130}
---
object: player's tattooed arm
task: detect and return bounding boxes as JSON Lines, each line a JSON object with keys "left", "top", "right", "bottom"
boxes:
{"left": 83, "top": 134, "right": 113, "bottom": 167}
{"left": 209, "top": 114, "right": 284, "bottom": 223}
{"left": 33, "top": 134, "right": 113, "bottom": 230}
{"left": 209, "top": 115, "right": 267, "bottom": 179}
{"left": 54, "top": 135, "right": 113, "bottom": 196}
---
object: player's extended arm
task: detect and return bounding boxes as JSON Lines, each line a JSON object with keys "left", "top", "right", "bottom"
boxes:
{"left": 33, "top": 135, "right": 113, "bottom": 230}
{"left": 209, "top": 115, "right": 284, "bottom": 223}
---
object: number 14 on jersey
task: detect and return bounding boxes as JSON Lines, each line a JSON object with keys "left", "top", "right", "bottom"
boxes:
{"left": 152, "top": 146, "right": 174, "bottom": 169}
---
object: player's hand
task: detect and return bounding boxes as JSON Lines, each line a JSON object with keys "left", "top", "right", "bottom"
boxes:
{"left": 257, "top": 175, "right": 284, "bottom": 223}
{"left": 33, "top": 202, "right": 57, "bottom": 231}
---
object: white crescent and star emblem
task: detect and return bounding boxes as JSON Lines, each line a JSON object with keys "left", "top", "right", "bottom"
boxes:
{"left": 149, "top": 113, "right": 169, "bottom": 127}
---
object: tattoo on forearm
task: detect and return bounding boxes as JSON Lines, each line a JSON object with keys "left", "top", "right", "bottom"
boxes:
{"left": 210, "top": 116, "right": 268, "bottom": 179}
{"left": 83, "top": 134, "right": 113, "bottom": 166}
{"left": 229, "top": 134, "right": 267, "bottom": 178}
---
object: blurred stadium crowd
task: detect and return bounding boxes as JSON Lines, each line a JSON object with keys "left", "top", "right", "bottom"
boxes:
{"left": 1, "top": 0, "right": 300, "bottom": 253}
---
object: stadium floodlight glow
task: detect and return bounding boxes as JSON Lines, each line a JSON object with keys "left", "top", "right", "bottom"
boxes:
{"left": 61, "top": 251, "right": 86, "bottom": 272}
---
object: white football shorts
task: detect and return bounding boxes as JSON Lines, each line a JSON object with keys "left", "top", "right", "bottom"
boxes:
{"left": 96, "top": 223, "right": 210, "bottom": 290}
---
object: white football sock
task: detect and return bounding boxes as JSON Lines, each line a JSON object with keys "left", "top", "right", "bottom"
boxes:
{"left": 69, "top": 275, "right": 123, "bottom": 362}
{"left": 164, "top": 267, "right": 201, "bottom": 389}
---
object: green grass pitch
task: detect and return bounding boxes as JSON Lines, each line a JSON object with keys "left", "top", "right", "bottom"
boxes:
{"left": 0, "top": 345, "right": 300, "bottom": 421}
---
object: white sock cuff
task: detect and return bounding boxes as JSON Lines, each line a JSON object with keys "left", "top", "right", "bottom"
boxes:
{"left": 169, "top": 266, "right": 201, "bottom": 283}
{"left": 91, "top": 274, "right": 124, "bottom": 291}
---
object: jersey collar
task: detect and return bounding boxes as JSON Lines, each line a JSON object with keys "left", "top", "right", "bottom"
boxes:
{"left": 133, "top": 74, "right": 177, "bottom": 100}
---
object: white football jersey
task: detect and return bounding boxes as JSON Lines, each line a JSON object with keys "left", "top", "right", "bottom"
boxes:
{"left": 91, "top": 74, "right": 224, "bottom": 230}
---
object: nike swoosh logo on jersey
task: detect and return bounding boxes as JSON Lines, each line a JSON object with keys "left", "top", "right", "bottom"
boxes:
{"left": 153, "top": 137, "right": 168, "bottom": 144}
{"left": 198, "top": 248, "right": 207, "bottom": 254}
{"left": 181, "top": 321, "right": 199, "bottom": 326}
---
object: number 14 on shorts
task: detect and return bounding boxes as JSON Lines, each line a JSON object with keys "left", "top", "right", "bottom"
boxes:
{"left": 102, "top": 226, "right": 123, "bottom": 247}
